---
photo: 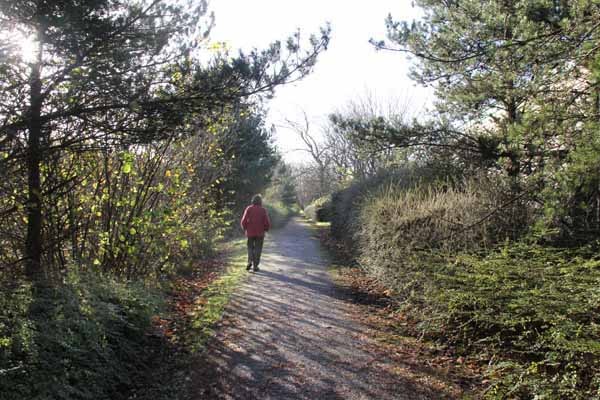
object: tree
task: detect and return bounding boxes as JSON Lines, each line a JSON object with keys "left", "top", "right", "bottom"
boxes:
{"left": 372, "top": 1, "right": 600, "bottom": 176}
{"left": 264, "top": 161, "right": 297, "bottom": 207}
{"left": 283, "top": 110, "right": 333, "bottom": 198}
{"left": 327, "top": 93, "right": 411, "bottom": 181}
{"left": 216, "top": 105, "right": 281, "bottom": 214}
{"left": 0, "top": 0, "right": 330, "bottom": 276}
{"left": 372, "top": 0, "right": 600, "bottom": 236}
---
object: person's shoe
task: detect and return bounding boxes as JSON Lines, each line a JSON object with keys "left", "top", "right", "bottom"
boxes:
{"left": 246, "top": 264, "right": 252, "bottom": 271}
{"left": 253, "top": 266, "right": 260, "bottom": 272}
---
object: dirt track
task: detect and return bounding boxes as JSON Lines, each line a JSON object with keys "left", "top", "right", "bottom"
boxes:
{"left": 191, "top": 217, "right": 445, "bottom": 400}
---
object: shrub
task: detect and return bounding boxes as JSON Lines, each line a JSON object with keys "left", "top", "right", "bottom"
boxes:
{"left": 438, "top": 245, "right": 599, "bottom": 399}
{"left": 359, "top": 177, "right": 532, "bottom": 259}
{"left": 304, "top": 195, "right": 332, "bottom": 222}
{"left": 0, "top": 271, "right": 165, "bottom": 400}
{"left": 330, "top": 166, "right": 447, "bottom": 259}
{"left": 357, "top": 176, "right": 533, "bottom": 309}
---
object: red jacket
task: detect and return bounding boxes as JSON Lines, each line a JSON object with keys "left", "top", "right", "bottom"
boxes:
{"left": 241, "top": 205, "right": 271, "bottom": 237}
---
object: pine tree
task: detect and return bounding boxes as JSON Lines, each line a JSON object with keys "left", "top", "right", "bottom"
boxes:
{"left": 376, "top": 0, "right": 600, "bottom": 177}
{"left": 374, "top": 0, "right": 600, "bottom": 235}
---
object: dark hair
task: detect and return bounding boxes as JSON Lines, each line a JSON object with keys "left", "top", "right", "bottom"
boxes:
{"left": 251, "top": 194, "right": 262, "bottom": 205}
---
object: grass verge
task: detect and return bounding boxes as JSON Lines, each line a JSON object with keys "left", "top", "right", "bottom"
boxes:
{"left": 137, "top": 238, "right": 249, "bottom": 399}
{"left": 184, "top": 238, "right": 248, "bottom": 352}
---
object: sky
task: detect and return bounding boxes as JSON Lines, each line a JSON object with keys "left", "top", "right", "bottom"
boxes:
{"left": 208, "top": 0, "right": 434, "bottom": 163}
{"left": 11, "top": 1, "right": 433, "bottom": 163}
{"left": 209, "top": 0, "right": 433, "bottom": 162}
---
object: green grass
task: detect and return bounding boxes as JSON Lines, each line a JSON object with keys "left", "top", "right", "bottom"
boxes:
{"left": 185, "top": 238, "right": 248, "bottom": 352}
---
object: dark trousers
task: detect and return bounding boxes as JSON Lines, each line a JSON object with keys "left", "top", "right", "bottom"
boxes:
{"left": 247, "top": 236, "right": 264, "bottom": 267}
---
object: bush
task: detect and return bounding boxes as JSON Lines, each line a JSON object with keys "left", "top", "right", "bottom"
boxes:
{"left": 359, "top": 177, "right": 532, "bottom": 259}
{"left": 330, "top": 166, "right": 447, "bottom": 259}
{"left": 265, "top": 201, "right": 296, "bottom": 230}
{"left": 357, "top": 175, "right": 534, "bottom": 314}
{"left": 0, "top": 271, "right": 165, "bottom": 400}
{"left": 423, "top": 245, "right": 598, "bottom": 399}
{"left": 472, "top": 245, "right": 600, "bottom": 399}
{"left": 352, "top": 176, "right": 600, "bottom": 398}
{"left": 304, "top": 196, "right": 332, "bottom": 222}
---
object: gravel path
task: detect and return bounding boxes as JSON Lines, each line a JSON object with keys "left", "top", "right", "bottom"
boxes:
{"left": 191, "top": 217, "right": 441, "bottom": 400}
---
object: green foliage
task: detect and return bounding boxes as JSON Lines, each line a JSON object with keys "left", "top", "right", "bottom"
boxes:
{"left": 346, "top": 176, "right": 598, "bottom": 398}
{"left": 315, "top": 1, "right": 600, "bottom": 397}
{"left": 381, "top": 0, "right": 599, "bottom": 129}
{"left": 536, "top": 127, "right": 600, "bottom": 241}
{"left": 0, "top": 104, "right": 281, "bottom": 276}
{"left": 265, "top": 162, "right": 298, "bottom": 208}
{"left": 0, "top": 0, "right": 330, "bottom": 276}
{"left": 304, "top": 195, "right": 332, "bottom": 223}
{"left": 262, "top": 165, "right": 300, "bottom": 231}
{"left": 217, "top": 107, "right": 281, "bottom": 216}
{"left": 430, "top": 245, "right": 599, "bottom": 399}
{"left": 0, "top": 270, "right": 164, "bottom": 400}
{"left": 280, "top": 180, "right": 298, "bottom": 208}
{"left": 0, "top": 1, "right": 330, "bottom": 397}
{"left": 31, "top": 138, "right": 231, "bottom": 278}
{"left": 265, "top": 201, "right": 296, "bottom": 230}
{"left": 369, "top": 0, "right": 600, "bottom": 238}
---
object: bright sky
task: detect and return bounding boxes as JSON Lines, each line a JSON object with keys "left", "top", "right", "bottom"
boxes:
{"left": 209, "top": 0, "right": 433, "bottom": 163}
{"left": 13, "top": 1, "right": 431, "bottom": 163}
{"left": 210, "top": 0, "right": 433, "bottom": 161}
{"left": 10, "top": 1, "right": 432, "bottom": 163}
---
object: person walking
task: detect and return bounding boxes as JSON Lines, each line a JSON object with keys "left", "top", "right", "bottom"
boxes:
{"left": 241, "top": 194, "right": 271, "bottom": 272}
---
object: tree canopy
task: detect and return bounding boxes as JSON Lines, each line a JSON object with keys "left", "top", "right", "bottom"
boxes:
{"left": 363, "top": 1, "right": 600, "bottom": 178}
{"left": 0, "top": 0, "right": 330, "bottom": 276}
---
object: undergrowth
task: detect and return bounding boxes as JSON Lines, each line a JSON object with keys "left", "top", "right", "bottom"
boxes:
{"left": 380, "top": 244, "right": 600, "bottom": 399}
{"left": 327, "top": 172, "right": 600, "bottom": 398}
{"left": 0, "top": 271, "right": 164, "bottom": 400}
{"left": 0, "top": 239, "right": 250, "bottom": 400}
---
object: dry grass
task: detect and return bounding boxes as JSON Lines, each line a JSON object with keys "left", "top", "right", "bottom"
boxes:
{"left": 360, "top": 177, "right": 532, "bottom": 255}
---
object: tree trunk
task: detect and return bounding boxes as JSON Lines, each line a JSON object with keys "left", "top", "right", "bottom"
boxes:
{"left": 25, "top": 30, "right": 44, "bottom": 278}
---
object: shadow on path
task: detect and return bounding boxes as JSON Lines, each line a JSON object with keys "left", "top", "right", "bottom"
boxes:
{"left": 191, "top": 217, "right": 450, "bottom": 400}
